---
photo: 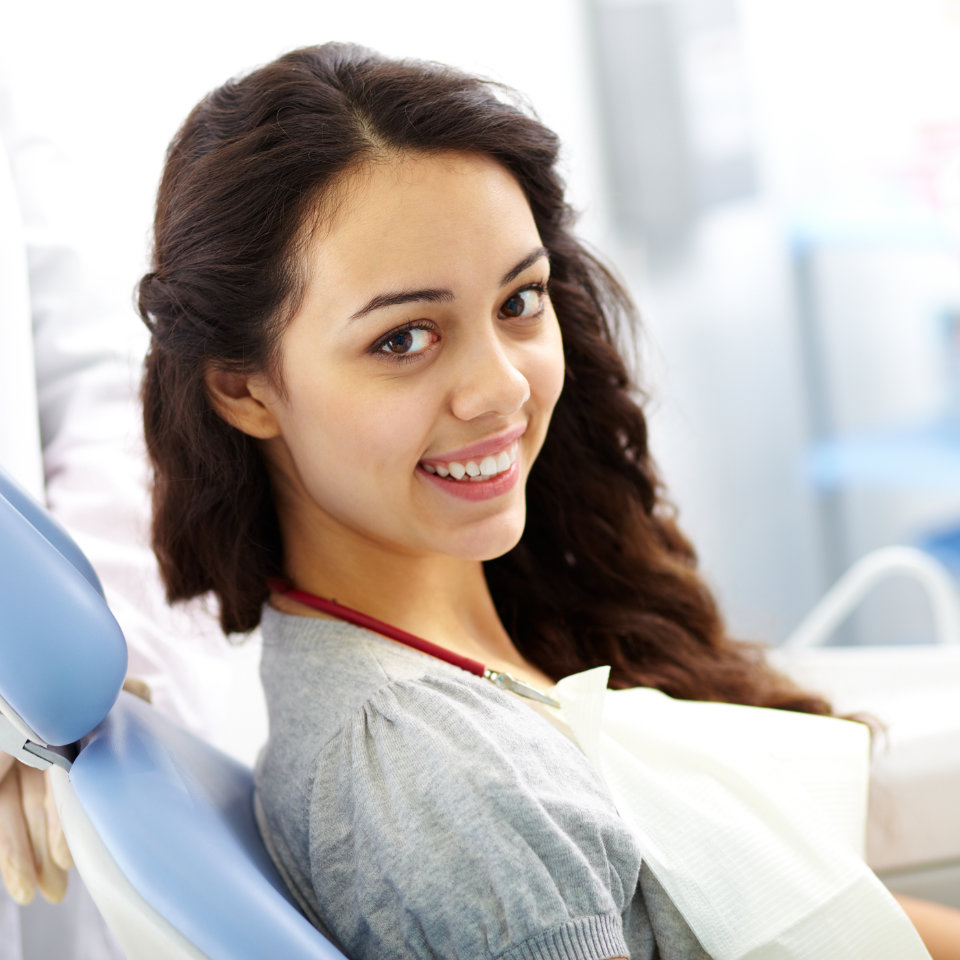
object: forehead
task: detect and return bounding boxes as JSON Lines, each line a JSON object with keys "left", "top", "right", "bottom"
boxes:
{"left": 301, "top": 151, "right": 542, "bottom": 301}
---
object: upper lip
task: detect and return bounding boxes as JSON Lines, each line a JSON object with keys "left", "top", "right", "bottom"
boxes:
{"left": 421, "top": 425, "right": 527, "bottom": 465}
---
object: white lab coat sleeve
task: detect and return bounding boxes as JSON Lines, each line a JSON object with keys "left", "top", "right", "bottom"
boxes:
{"left": 1, "top": 81, "right": 238, "bottom": 736}
{"left": 0, "top": 70, "right": 266, "bottom": 960}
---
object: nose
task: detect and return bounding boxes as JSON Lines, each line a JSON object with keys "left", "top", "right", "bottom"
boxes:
{"left": 449, "top": 325, "right": 531, "bottom": 422}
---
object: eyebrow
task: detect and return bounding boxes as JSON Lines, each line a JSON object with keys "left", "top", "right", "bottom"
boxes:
{"left": 347, "top": 245, "right": 550, "bottom": 322}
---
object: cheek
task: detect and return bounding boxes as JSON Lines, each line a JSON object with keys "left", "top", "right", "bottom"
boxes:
{"left": 281, "top": 378, "right": 431, "bottom": 480}
{"left": 531, "top": 316, "right": 566, "bottom": 413}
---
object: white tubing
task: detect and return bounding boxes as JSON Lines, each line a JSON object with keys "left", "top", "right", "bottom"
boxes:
{"left": 783, "top": 547, "right": 960, "bottom": 649}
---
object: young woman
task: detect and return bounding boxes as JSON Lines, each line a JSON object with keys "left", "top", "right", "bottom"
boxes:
{"left": 136, "top": 44, "right": 952, "bottom": 959}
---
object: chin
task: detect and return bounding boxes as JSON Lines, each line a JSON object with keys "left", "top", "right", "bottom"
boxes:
{"left": 454, "top": 517, "right": 526, "bottom": 563}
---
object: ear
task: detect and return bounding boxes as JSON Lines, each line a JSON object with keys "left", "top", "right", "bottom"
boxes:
{"left": 204, "top": 367, "right": 282, "bottom": 439}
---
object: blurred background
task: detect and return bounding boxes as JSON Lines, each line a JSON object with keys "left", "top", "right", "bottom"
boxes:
{"left": 5, "top": 0, "right": 960, "bottom": 648}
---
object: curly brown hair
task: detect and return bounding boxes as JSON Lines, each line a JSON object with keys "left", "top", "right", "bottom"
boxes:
{"left": 138, "top": 43, "right": 830, "bottom": 715}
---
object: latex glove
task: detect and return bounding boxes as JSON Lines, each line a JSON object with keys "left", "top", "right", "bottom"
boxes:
{"left": 0, "top": 676, "right": 151, "bottom": 904}
{"left": 0, "top": 751, "right": 71, "bottom": 904}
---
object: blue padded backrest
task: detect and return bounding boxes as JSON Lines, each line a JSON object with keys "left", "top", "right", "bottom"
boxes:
{"left": 0, "top": 470, "right": 126, "bottom": 746}
{"left": 72, "top": 693, "right": 345, "bottom": 959}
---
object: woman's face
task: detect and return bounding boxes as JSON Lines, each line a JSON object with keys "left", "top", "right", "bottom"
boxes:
{"left": 248, "top": 151, "right": 565, "bottom": 568}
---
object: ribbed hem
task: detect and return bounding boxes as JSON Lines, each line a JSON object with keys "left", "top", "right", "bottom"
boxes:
{"left": 496, "top": 915, "right": 629, "bottom": 960}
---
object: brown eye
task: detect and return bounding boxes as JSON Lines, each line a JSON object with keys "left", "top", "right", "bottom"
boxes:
{"left": 500, "top": 286, "right": 542, "bottom": 319}
{"left": 375, "top": 325, "right": 438, "bottom": 359}
{"left": 383, "top": 330, "right": 415, "bottom": 354}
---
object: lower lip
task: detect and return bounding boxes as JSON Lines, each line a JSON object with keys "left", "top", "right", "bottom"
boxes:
{"left": 417, "top": 460, "right": 520, "bottom": 501}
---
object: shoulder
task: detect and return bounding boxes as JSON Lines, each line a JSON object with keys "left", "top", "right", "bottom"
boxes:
{"left": 257, "top": 605, "right": 603, "bottom": 795}
{"left": 313, "top": 676, "right": 641, "bottom": 959}
{"left": 255, "top": 611, "right": 642, "bottom": 959}
{"left": 257, "top": 605, "right": 480, "bottom": 737}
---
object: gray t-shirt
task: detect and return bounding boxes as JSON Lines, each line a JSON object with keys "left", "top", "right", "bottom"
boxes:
{"left": 254, "top": 607, "right": 710, "bottom": 960}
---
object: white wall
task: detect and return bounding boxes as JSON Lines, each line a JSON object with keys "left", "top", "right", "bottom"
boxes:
{"left": 2, "top": 0, "right": 606, "bottom": 328}
{"left": 625, "top": 0, "right": 960, "bottom": 644}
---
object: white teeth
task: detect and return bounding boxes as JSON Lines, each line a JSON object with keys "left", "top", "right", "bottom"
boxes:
{"left": 422, "top": 442, "right": 518, "bottom": 482}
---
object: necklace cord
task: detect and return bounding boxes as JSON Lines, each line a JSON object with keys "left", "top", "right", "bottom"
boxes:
{"left": 267, "top": 578, "right": 486, "bottom": 676}
{"left": 266, "top": 578, "right": 560, "bottom": 707}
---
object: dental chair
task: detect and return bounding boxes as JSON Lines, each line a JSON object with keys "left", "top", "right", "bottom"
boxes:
{"left": 772, "top": 545, "right": 960, "bottom": 909}
{"left": 0, "top": 467, "right": 345, "bottom": 959}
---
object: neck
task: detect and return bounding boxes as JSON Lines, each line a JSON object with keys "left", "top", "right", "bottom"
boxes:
{"left": 279, "top": 538, "right": 517, "bottom": 666}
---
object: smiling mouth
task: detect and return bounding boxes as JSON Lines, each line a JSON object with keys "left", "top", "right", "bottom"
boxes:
{"left": 419, "top": 443, "right": 518, "bottom": 482}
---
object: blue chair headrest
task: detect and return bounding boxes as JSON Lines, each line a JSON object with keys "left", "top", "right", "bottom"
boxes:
{"left": 0, "top": 468, "right": 105, "bottom": 598}
{"left": 0, "top": 467, "right": 126, "bottom": 747}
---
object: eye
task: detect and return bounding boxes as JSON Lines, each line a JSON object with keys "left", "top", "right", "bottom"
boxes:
{"left": 374, "top": 323, "right": 439, "bottom": 359}
{"left": 499, "top": 283, "right": 546, "bottom": 320}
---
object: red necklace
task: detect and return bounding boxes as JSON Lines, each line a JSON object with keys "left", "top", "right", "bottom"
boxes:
{"left": 268, "top": 579, "right": 560, "bottom": 708}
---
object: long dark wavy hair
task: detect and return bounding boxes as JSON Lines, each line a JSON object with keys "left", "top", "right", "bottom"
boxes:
{"left": 139, "top": 43, "right": 831, "bottom": 714}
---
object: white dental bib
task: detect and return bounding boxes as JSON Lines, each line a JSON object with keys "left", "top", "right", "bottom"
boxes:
{"left": 547, "top": 668, "right": 931, "bottom": 960}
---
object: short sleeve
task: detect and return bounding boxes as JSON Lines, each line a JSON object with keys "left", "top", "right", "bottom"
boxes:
{"left": 307, "top": 676, "right": 641, "bottom": 960}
